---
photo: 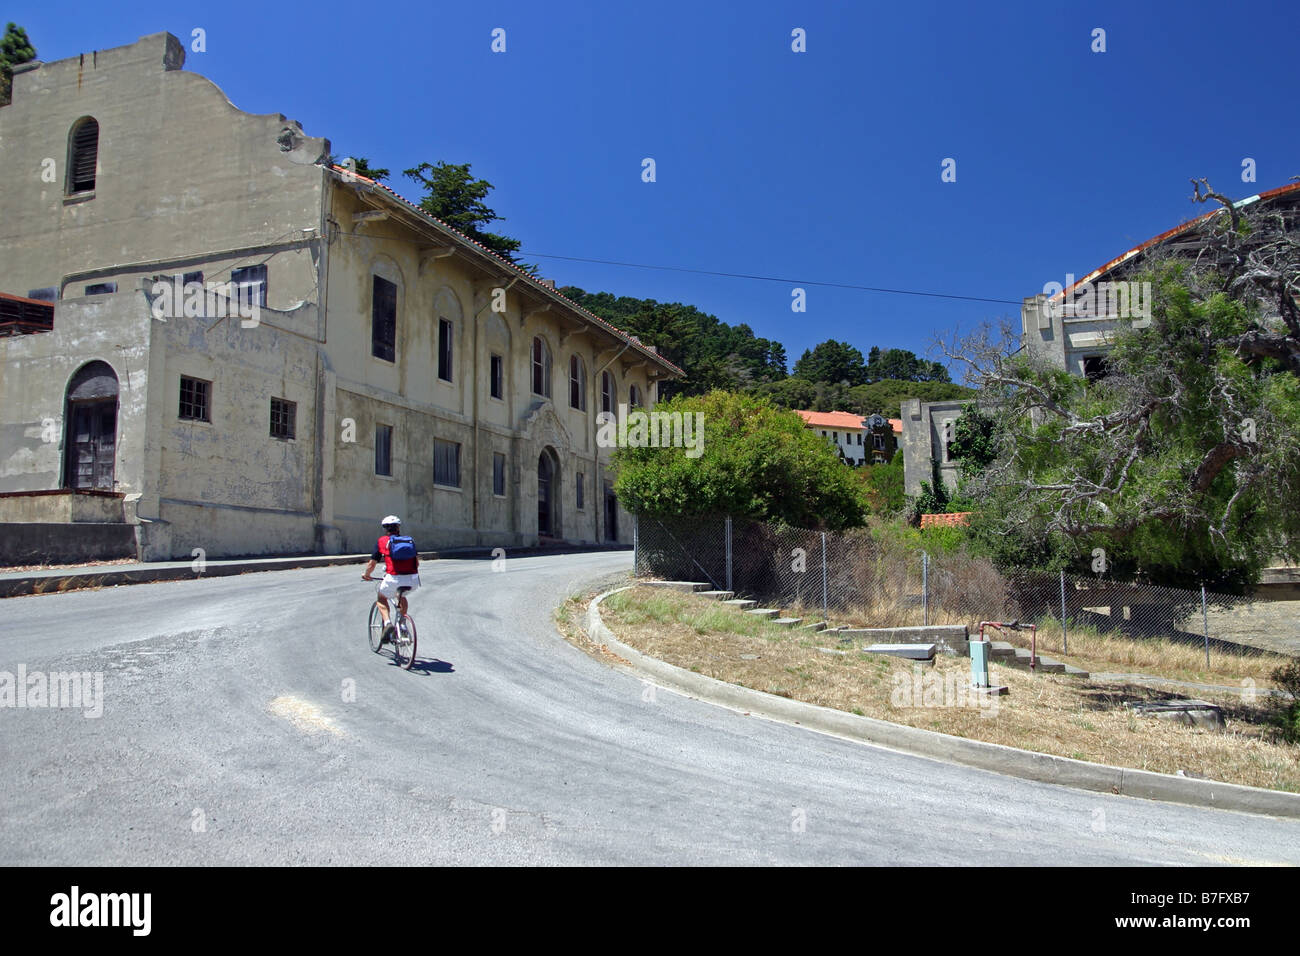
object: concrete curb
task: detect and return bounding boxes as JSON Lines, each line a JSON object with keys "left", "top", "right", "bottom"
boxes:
{"left": 0, "top": 543, "right": 631, "bottom": 599}
{"left": 586, "top": 586, "right": 1300, "bottom": 820}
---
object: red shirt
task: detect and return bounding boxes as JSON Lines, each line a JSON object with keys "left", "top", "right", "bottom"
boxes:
{"left": 372, "top": 535, "right": 419, "bottom": 575}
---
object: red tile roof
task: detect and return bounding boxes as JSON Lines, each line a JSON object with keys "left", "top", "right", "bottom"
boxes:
{"left": 326, "top": 165, "right": 684, "bottom": 377}
{"left": 796, "top": 410, "right": 868, "bottom": 430}
{"left": 1052, "top": 181, "right": 1300, "bottom": 302}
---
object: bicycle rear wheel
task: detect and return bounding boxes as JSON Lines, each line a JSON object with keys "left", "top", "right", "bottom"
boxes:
{"left": 368, "top": 604, "right": 386, "bottom": 654}
{"left": 393, "top": 614, "right": 417, "bottom": 670}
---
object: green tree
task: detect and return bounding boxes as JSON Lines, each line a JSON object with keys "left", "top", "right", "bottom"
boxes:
{"left": 562, "top": 288, "right": 787, "bottom": 398}
{"left": 862, "top": 455, "right": 905, "bottom": 514}
{"left": 403, "top": 161, "right": 530, "bottom": 268}
{"left": 0, "top": 23, "right": 36, "bottom": 106}
{"left": 792, "top": 339, "right": 867, "bottom": 385}
{"left": 947, "top": 404, "right": 999, "bottom": 480}
{"left": 612, "top": 390, "right": 869, "bottom": 530}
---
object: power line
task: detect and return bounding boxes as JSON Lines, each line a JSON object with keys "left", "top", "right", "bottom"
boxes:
{"left": 521, "top": 252, "right": 1022, "bottom": 306}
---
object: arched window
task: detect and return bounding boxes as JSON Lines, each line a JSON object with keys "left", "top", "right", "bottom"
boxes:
{"left": 67, "top": 118, "right": 100, "bottom": 194}
{"left": 569, "top": 355, "right": 587, "bottom": 411}
{"left": 601, "top": 371, "right": 613, "bottom": 414}
{"left": 532, "top": 336, "right": 551, "bottom": 397}
{"left": 629, "top": 383, "right": 642, "bottom": 409}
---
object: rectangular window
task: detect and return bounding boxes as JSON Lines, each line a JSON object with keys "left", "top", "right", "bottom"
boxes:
{"left": 231, "top": 264, "right": 268, "bottom": 308}
{"left": 371, "top": 275, "right": 396, "bottom": 362}
{"left": 182, "top": 270, "right": 204, "bottom": 287}
{"left": 179, "top": 376, "right": 211, "bottom": 422}
{"left": 576, "top": 472, "right": 585, "bottom": 511}
{"left": 493, "top": 452, "right": 506, "bottom": 496}
{"left": 375, "top": 424, "right": 393, "bottom": 476}
{"left": 26, "top": 287, "right": 57, "bottom": 302}
{"left": 270, "top": 397, "right": 296, "bottom": 440}
{"left": 434, "top": 439, "right": 461, "bottom": 488}
{"left": 84, "top": 282, "right": 116, "bottom": 296}
{"left": 490, "top": 354, "right": 504, "bottom": 400}
{"left": 873, "top": 434, "right": 885, "bottom": 450}
{"left": 438, "top": 318, "right": 454, "bottom": 382}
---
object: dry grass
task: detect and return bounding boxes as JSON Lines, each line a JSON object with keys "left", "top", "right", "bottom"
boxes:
{"left": 582, "top": 586, "right": 1300, "bottom": 793}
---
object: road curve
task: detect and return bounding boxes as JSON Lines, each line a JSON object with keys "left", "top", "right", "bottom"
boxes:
{"left": 0, "top": 551, "right": 1296, "bottom": 865}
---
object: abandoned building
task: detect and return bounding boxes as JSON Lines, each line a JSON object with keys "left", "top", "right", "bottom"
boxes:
{"left": 902, "top": 180, "right": 1300, "bottom": 497}
{"left": 0, "top": 32, "right": 681, "bottom": 562}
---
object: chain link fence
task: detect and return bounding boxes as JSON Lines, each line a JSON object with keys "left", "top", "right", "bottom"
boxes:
{"left": 634, "top": 514, "right": 1298, "bottom": 662}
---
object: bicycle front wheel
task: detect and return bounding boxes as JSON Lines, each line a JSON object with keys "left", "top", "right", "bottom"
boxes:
{"left": 393, "top": 615, "right": 417, "bottom": 670}
{"left": 368, "top": 604, "right": 385, "bottom": 654}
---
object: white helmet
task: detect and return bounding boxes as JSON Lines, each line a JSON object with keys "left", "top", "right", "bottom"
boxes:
{"left": 381, "top": 515, "right": 401, "bottom": 526}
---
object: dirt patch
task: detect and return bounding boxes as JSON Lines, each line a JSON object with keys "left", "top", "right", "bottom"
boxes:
{"left": 574, "top": 585, "right": 1300, "bottom": 793}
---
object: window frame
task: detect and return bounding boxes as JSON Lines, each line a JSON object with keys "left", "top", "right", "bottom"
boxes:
{"left": 67, "top": 117, "right": 100, "bottom": 196}
{"left": 493, "top": 452, "right": 506, "bottom": 497}
{"left": 231, "top": 264, "right": 268, "bottom": 309}
{"left": 178, "top": 375, "right": 212, "bottom": 423}
{"left": 437, "top": 317, "right": 454, "bottom": 382}
{"left": 375, "top": 424, "right": 393, "bottom": 477}
{"left": 270, "top": 397, "right": 297, "bottom": 441}
{"left": 569, "top": 354, "right": 587, "bottom": 411}
{"left": 601, "top": 371, "right": 613, "bottom": 414}
{"left": 532, "top": 337, "right": 552, "bottom": 398}
{"left": 433, "top": 438, "right": 462, "bottom": 489}
{"left": 490, "top": 353, "right": 504, "bottom": 401}
{"left": 371, "top": 275, "right": 397, "bottom": 363}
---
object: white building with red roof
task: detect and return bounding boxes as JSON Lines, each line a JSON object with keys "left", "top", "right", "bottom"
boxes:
{"left": 795, "top": 410, "right": 900, "bottom": 466}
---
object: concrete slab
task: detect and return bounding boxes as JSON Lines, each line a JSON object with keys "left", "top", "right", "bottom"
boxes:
{"left": 862, "top": 643, "right": 937, "bottom": 660}
{"left": 1129, "top": 699, "right": 1226, "bottom": 730}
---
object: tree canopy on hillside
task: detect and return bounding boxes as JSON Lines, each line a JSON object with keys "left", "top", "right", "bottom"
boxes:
{"left": 561, "top": 288, "right": 787, "bottom": 398}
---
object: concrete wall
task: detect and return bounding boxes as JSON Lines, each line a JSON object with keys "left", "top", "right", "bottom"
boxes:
{"left": 900, "top": 398, "right": 971, "bottom": 497}
{"left": 0, "top": 523, "right": 136, "bottom": 565}
{"left": 0, "top": 290, "right": 155, "bottom": 496}
{"left": 0, "top": 32, "right": 327, "bottom": 307}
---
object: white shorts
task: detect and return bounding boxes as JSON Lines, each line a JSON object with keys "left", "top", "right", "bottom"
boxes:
{"left": 377, "top": 573, "right": 420, "bottom": 601}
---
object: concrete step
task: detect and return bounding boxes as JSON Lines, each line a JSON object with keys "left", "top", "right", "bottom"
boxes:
{"left": 746, "top": 608, "right": 780, "bottom": 620}
{"left": 800, "top": 621, "right": 827, "bottom": 632}
{"left": 1063, "top": 664, "right": 1091, "bottom": 678}
{"left": 640, "top": 580, "right": 712, "bottom": 592}
{"left": 863, "top": 643, "right": 937, "bottom": 660}
{"left": 696, "top": 590, "right": 734, "bottom": 601}
{"left": 1009, "top": 648, "right": 1065, "bottom": 673}
{"left": 723, "top": 599, "right": 757, "bottom": 610}
{"left": 772, "top": 618, "right": 802, "bottom": 628}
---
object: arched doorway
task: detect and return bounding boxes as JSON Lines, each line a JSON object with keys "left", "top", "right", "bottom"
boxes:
{"left": 63, "top": 361, "right": 119, "bottom": 490}
{"left": 537, "top": 448, "right": 560, "bottom": 537}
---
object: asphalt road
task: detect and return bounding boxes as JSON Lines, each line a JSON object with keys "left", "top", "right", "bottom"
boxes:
{"left": 1, "top": 551, "right": 1297, "bottom": 865}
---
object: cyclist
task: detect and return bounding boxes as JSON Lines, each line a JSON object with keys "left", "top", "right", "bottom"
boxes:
{"left": 361, "top": 515, "right": 420, "bottom": 642}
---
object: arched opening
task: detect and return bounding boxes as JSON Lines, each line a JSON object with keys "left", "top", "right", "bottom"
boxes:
{"left": 67, "top": 117, "right": 100, "bottom": 194}
{"left": 537, "top": 447, "right": 561, "bottom": 537}
{"left": 63, "top": 361, "right": 118, "bottom": 490}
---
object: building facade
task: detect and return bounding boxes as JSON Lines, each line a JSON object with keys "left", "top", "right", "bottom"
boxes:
{"left": 795, "top": 410, "right": 900, "bottom": 466}
{"left": 0, "top": 32, "right": 681, "bottom": 561}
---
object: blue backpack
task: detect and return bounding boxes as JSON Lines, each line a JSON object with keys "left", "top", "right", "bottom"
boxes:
{"left": 387, "top": 535, "right": 417, "bottom": 562}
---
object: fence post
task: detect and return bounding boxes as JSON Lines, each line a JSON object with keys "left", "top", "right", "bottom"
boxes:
{"left": 1201, "top": 584, "right": 1210, "bottom": 667}
{"left": 725, "top": 516, "right": 733, "bottom": 593}
{"left": 1060, "top": 569, "right": 1068, "bottom": 655}
{"left": 922, "top": 550, "right": 929, "bottom": 627}
{"left": 821, "top": 532, "right": 829, "bottom": 623}
{"left": 633, "top": 513, "right": 639, "bottom": 575}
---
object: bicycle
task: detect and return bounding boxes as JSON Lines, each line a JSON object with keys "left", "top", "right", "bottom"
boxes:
{"left": 362, "top": 578, "right": 418, "bottom": 669}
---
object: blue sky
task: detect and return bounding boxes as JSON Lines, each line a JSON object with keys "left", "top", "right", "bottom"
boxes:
{"left": 12, "top": 0, "right": 1300, "bottom": 376}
